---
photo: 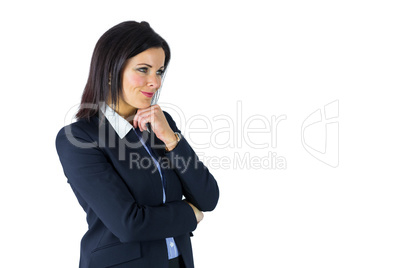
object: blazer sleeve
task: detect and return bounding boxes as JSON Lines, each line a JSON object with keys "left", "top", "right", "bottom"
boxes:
{"left": 55, "top": 124, "right": 197, "bottom": 243}
{"left": 163, "top": 111, "right": 219, "bottom": 212}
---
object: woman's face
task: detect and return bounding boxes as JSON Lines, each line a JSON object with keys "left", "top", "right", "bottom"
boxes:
{"left": 117, "top": 47, "right": 166, "bottom": 117}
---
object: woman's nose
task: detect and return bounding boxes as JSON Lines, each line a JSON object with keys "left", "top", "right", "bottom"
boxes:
{"left": 146, "top": 74, "right": 161, "bottom": 89}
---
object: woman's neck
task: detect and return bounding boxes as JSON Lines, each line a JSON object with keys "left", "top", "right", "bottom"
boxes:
{"left": 108, "top": 101, "right": 137, "bottom": 120}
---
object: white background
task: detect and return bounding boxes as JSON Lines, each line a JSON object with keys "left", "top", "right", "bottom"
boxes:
{"left": 1, "top": 1, "right": 401, "bottom": 267}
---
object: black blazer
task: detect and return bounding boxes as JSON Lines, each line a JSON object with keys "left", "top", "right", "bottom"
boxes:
{"left": 55, "top": 111, "right": 219, "bottom": 268}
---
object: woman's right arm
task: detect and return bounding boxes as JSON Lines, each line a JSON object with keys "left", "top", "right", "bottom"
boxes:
{"left": 55, "top": 125, "right": 197, "bottom": 243}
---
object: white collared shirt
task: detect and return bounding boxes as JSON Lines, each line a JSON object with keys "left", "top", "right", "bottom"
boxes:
{"left": 100, "top": 103, "right": 134, "bottom": 139}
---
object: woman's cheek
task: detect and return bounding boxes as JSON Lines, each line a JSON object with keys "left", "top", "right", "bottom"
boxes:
{"left": 130, "top": 74, "right": 146, "bottom": 88}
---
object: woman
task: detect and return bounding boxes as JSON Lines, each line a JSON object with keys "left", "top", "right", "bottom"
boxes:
{"left": 56, "top": 21, "right": 219, "bottom": 268}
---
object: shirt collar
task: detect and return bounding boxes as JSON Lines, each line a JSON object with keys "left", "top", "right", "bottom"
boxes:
{"left": 100, "top": 103, "right": 133, "bottom": 139}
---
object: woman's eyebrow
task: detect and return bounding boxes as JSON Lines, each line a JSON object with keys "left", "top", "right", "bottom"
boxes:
{"left": 137, "top": 63, "right": 165, "bottom": 69}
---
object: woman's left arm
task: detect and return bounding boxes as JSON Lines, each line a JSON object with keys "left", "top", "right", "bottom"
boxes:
{"left": 162, "top": 111, "right": 219, "bottom": 212}
{"left": 133, "top": 106, "right": 219, "bottom": 212}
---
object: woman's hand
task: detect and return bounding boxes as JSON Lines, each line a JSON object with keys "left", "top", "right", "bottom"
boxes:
{"left": 185, "top": 200, "right": 204, "bottom": 224}
{"left": 133, "top": 105, "right": 177, "bottom": 150}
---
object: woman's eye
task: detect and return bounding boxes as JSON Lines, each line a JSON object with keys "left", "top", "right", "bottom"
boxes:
{"left": 137, "top": 67, "right": 148, "bottom": 73}
{"left": 137, "top": 67, "right": 164, "bottom": 76}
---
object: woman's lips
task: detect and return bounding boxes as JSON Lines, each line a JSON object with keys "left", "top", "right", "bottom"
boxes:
{"left": 141, "top": 91, "right": 154, "bottom": 98}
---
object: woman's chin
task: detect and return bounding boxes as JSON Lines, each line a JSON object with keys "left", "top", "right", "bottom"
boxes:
{"left": 138, "top": 101, "right": 153, "bottom": 109}
{"left": 127, "top": 101, "right": 151, "bottom": 109}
